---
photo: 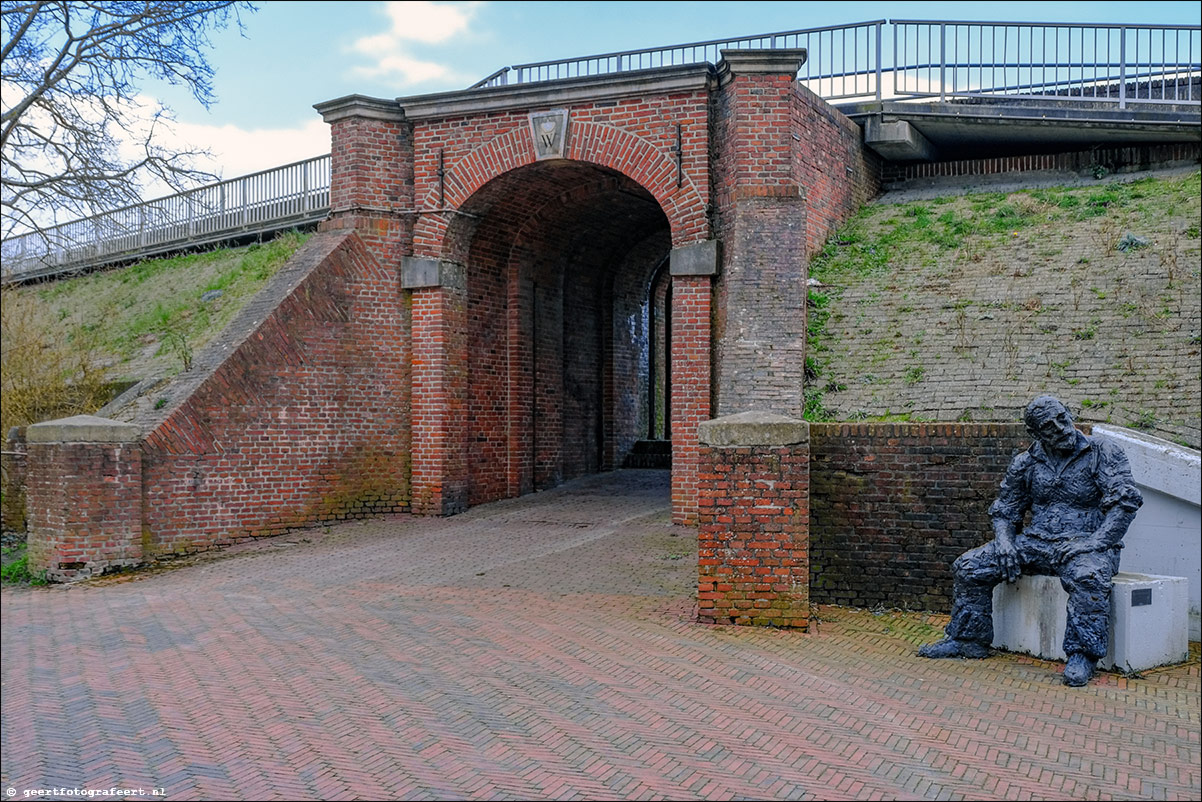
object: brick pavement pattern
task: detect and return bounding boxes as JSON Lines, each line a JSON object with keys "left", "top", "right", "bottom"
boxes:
{"left": 2, "top": 470, "right": 1199, "bottom": 801}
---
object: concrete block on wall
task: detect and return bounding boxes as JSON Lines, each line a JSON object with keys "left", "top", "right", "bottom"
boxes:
{"left": 670, "top": 240, "right": 721, "bottom": 277}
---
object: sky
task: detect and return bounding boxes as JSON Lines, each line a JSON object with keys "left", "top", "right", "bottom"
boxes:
{"left": 125, "top": 1, "right": 1202, "bottom": 182}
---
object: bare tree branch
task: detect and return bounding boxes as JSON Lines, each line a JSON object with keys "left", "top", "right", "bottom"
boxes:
{"left": 1, "top": 1, "right": 254, "bottom": 242}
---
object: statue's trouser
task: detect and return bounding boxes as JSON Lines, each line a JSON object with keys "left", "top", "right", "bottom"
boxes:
{"left": 944, "top": 535, "right": 1120, "bottom": 660}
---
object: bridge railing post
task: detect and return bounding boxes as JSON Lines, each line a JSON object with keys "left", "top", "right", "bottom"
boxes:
{"left": 875, "top": 21, "right": 882, "bottom": 102}
{"left": 301, "top": 162, "right": 309, "bottom": 214}
{"left": 1119, "top": 26, "right": 1128, "bottom": 109}
{"left": 939, "top": 22, "right": 947, "bottom": 102}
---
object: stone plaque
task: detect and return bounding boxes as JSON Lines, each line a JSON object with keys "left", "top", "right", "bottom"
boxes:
{"left": 529, "top": 109, "right": 569, "bottom": 160}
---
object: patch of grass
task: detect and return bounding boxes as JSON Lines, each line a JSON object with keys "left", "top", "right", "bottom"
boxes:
{"left": 804, "top": 289, "right": 837, "bottom": 421}
{"left": 807, "top": 290, "right": 831, "bottom": 338}
{"left": 1131, "top": 409, "right": 1158, "bottom": 431}
{"left": 1030, "top": 189, "right": 1081, "bottom": 209}
{"left": 1, "top": 285, "right": 115, "bottom": 436}
{"left": 4, "top": 231, "right": 308, "bottom": 415}
{"left": 803, "top": 385, "right": 835, "bottom": 421}
{"left": 1, "top": 551, "right": 48, "bottom": 586}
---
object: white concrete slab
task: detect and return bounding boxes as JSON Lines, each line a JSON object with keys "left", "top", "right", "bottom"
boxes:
{"left": 992, "top": 572, "right": 1190, "bottom": 672}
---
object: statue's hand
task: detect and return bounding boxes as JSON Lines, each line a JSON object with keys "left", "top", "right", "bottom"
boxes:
{"left": 995, "top": 539, "right": 1021, "bottom": 583}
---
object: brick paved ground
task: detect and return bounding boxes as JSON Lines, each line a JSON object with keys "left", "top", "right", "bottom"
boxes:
{"left": 2, "top": 470, "right": 1198, "bottom": 801}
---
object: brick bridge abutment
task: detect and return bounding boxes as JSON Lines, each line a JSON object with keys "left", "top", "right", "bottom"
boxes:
{"left": 23, "top": 50, "right": 882, "bottom": 624}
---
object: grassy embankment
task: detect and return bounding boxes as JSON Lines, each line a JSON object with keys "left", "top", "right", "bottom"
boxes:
{"left": 1, "top": 231, "right": 308, "bottom": 438}
{"left": 805, "top": 170, "right": 1201, "bottom": 449}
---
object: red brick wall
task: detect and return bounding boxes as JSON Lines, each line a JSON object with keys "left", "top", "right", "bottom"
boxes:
{"left": 26, "top": 440, "right": 142, "bottom": 580}
{"left": 808, "top": 422, "right": 1058, "bottom": 611}
{"left": 410, "top": 92, "right": 712, "bottom": 258}
{"left": 881, "top": 142, "right": 1199, "bottom": 185}
{"left": 0, "top": 427, "right": 27, "bottom": 532}
{"left": 328, "top": 115, "right": 412, "bottom": 211}
{"left": 710, "top": 66, "right": 809, "bottom": 419}
{"left": 670, "top": 276, "right": 712, "bottom": 524}
{"left": 792, "top": 84, "right": 882, "bottom": 256}
{"left": 324, "top": 113, "right": 415, "bottom": 262}
{"left": 139, "top": 231, "right": 411, "bottom": 552}
{"left": 410, "top": 280, "right": 469, "bottom": 515}
{"left": 465, "top": 230, "right": 510, "bottom": 505}
{"left": 697, "top": 441, "right": 810, "bottom": 628}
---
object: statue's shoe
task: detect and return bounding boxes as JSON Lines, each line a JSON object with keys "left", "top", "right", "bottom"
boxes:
{"left": 1063, "top": 652, "right": 1097, "bottom": 686}
{"left": 917, "top": 638, "right": 990, "bottom": 659}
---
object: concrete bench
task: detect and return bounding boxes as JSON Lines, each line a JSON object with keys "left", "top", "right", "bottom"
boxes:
{"left": 992, "top": 572, "right": 1190, "bottom": 672}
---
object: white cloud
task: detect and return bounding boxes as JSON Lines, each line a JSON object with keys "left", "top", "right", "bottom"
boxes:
{"left": 114, "top": 98, "right": 330, "bottom": 200}
{"left": 354, "top": 52, "right": 455, "bottom": 83}
{"left": 381, "top": 0, "right": 476, "bottom": 44}
{"left": 170, "top": 117, "right": 330, "bottom": 180}
{"left": 350, "top": 1, "right": 481, "bottom": 85}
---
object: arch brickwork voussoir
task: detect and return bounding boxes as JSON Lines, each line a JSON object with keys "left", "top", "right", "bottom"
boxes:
{"left": 412, "top": 121, "right": 709, "bottom": 257}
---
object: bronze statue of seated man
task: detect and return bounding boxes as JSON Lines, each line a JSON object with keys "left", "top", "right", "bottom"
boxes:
{"left": 919, "top": 395, "right": 1143, "bottom": 686}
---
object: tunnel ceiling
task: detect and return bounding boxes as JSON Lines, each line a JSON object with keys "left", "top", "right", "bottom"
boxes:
{"left": 453, "top": 161, "right": 670, "bottom": 272}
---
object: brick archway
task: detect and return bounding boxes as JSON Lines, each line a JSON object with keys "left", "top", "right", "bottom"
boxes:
{"left": 412, "top": 122, "right": 709, "bottom": 258}
{"left": 405, "top": 158, "right": 710, "bottom": 522}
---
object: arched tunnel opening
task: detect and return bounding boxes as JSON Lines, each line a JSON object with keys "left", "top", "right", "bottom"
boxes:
{"left": 439, "top": 161, "right": 674, "bottom": 507}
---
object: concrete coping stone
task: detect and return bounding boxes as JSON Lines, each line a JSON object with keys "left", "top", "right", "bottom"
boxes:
{"left": 716, "top": 48, "right": 808, "bottom": 82}
{"left": 396, "top": 64, "right": 713, "bottom": 120}
{"left": 313, "top": 93, "right": 405, "bottom": 123}
{"left": 670, "top": 240, "right": 721, "bottom": 277}
{"left": 699, "top": 410, "right": 809, "bottom": 447}
{"left": 27, "top": 415, "right": 140, "bottom": 444}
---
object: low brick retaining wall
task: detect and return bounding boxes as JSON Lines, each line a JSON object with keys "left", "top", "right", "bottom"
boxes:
{"left": 808, "top": 422, "right": 1060, "bottom": 612}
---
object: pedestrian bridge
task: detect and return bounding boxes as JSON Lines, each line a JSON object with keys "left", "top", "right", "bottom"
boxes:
{"left": 3, "top": 17, "right": 1198, "bottom": 284}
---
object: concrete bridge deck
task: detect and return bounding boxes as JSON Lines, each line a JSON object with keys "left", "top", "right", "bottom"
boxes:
{"left": 2, "top": 470, "right": 1198, "bottom": 801}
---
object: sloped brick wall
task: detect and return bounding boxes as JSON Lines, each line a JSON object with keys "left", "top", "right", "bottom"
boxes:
{"left": 136, "top": 230, "right": 410, "bottom": 554}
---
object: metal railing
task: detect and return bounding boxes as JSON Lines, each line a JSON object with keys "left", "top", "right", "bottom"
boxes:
{"left": 2, "top": 155, "right": 330, "bottom": 282}
{"left": 891, "top": 21, "right": 1200, "bottom": 106}
{"left": 472, "top": 20, "right": 888, "bottom": 102}
{"left": 473, "top": 18, "right": 1200, "bottom": 108}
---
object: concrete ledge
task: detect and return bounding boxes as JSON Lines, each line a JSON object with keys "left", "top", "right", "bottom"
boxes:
{"left": 313, "top": 94, "right": 406, "bottom": 124}
{"left": 27, "top": 415, "right": 140, "bottom": 444}
{"left": 401, "top": 257, "right": 466, "bottom": 290}
{"left": 397, "top": 64, "right": 713, "bottom": 120}
{"left": 1090, "top": 425, "right": 1201, "bottom": 639}
{"left": 992, "top": 572, "right": 1190, "bottom": 672}
{"left": 865, "top": 118, "right": 937, "bottom": 161}
{"left": 698, "top": 411, "right": 808, "bottom": 447}
{"left": 670, "top": 240, "right": 721, "bottom": 277}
